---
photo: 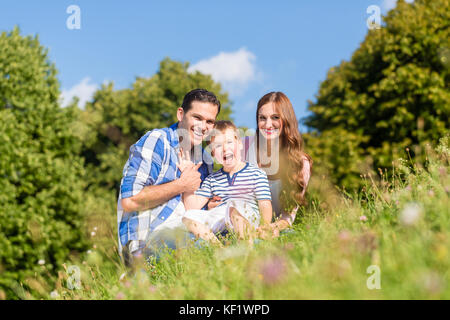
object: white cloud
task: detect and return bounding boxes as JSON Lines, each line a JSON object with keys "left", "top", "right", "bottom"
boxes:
{"left": 188, "top": 48, "right": 259, "bottom": 96}
{"left": 61, "top": 77, "right": 98, "bottom": 108}
{"left": 383, "top": 0, "right": 414, "bottom": 11}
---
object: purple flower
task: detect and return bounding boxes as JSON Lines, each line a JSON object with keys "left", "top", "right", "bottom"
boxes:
{"left": 259, "top": 255, "right": 287, "bottom": 286}
{"left": 338, "top": 230, "right": 351, "bottom": 242}
{"left": 115, "top": 292, "right": 125, "bottom": 300}
{"left": 359, "top": 215, "right": 368, "bottom": 222}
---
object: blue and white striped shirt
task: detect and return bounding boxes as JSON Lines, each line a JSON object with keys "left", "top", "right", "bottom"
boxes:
{"left": 117, "top": 122, "right": 213, "bottom": 255}
{"left": 195, "top": 163, "right": 272, "bottom": 212}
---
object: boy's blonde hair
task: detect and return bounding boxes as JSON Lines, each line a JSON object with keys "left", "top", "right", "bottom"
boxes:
{"left": 210, "top": 120, "right": 240, "bottom": 141}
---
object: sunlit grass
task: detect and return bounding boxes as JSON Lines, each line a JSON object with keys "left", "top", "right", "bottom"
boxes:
{"left": 4, "top": 137, "right": 449, "bottom": 300}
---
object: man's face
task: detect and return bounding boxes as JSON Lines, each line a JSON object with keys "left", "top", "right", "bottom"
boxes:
{"left": 211, "top": 128, "right": 243, "bottom": 168}
{"left": 177, "top": 101, "right": 218, "bottom": 146}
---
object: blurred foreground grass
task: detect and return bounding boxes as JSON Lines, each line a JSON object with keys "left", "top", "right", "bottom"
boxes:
{"left": 4, "top": 137, "right": 449, "bottom": 300}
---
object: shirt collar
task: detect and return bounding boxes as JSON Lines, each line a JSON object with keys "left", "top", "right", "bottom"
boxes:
{"left": 168, "top": 122, "right": 180, "bottom": 148}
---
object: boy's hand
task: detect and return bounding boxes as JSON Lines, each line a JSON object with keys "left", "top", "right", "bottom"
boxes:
{"left": 207, "top": 196, "right": 223, "bottom": 210}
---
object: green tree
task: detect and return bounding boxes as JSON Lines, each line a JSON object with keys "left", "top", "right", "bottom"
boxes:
{"left": 305, "top": 0, "right": 450, "bottom": 189}
{"left": 79, "top": 58, "right": 232, "bottom": 193}
{"left": 0, "top": 27, "right": 87, "bottom": 298}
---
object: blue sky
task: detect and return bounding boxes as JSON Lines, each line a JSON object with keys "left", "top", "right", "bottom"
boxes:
{"left": 0, "top": 0, "right": 405, "bottom": 131}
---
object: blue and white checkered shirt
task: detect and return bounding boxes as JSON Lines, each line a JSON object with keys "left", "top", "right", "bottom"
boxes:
{"left": 117, "top": 122, "right": 213, "bottom": 256}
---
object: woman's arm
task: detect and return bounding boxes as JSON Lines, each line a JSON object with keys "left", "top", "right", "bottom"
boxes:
{"left": 258, "top": 200, "right": 273, "bottom": 225}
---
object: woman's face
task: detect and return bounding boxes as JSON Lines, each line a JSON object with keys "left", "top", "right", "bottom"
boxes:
{"left": 258, "top": 102, "right": 283, "bottom": 140}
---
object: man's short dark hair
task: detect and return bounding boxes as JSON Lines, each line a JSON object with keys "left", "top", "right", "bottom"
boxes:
{"left": 181, "top": 89, "right": 221, "bottom": 114}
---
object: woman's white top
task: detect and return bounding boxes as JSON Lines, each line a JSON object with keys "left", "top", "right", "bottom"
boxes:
{"left": 241, "top": 135, "right": 311, "bottom": 226}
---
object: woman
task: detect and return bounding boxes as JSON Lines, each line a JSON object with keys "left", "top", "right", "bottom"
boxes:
{"left": 208, "top": 92, "right": 312, "bottom": 238}
{"left": 244, "top": 92, "right": 312, "bottom": 238}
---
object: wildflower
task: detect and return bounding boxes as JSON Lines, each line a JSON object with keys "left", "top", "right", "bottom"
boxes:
{"left": 93, "top": 227, "right": 98, "bottom": 231}
{"left": 356, "top": 231, "right": 377, "bottom": 254}
{"left": 50, "top": 291, "right": 59, "bottom": 299}
{"left": 336, "top": 259, "right": 352, "bottom": 277}
{"left": 90, "top": 231, "right": 96, "bottom": 237}
{"left": 399, "top": 202, "right": 422, "bottom": 226}
{"left": 438, "top": 167, "right": 446, "bottom": 177}
{"left": 38, "top": 259, "right": 45, "bottom": 265}
{"left": 93, "top": 244, "right": 97, "bottom": 249}
{"left": 428, "top": 190, "right": 435, "bottom": 197}
{"left": 148, "top": 285, "right": 157, "bottom": 293}
{"left": 359, "top": 215, "right": 368, "bottom": 222}
{"left": 421, "top": 272, "right": 443, "bottom": 295}
{"left": 338, "top": 230, "right": 351, "bottom": 242}
{"left": 259, "top": 255, "right": 287, "bottom": 286}
{"left": 124, "top": 281, "right": 131, "bottom": 288}
{"left": 119, "top": 272, "right": 126, "bottom": 281}
{"left": 115, "top": 292, "right": 125, "bottom": 300}
{"left": 87, "top": 250, "right": 92, "bottom": 254}
{"left": 434, "top": 244, "right": 448, "bottom": 262}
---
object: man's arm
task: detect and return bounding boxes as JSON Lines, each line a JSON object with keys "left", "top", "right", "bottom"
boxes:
{"left": 122, "top": 179, "right": 184, "bottom": 212}
{"left": 121, "top": 163, "right": 202, "bottom": 212}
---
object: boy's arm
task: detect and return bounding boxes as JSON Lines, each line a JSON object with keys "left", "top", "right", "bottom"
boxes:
{"left": 183, "top": 191, "right": 209, "bottom": 210}
{"left": 258, "top": 199, "right": 273, "bottom": 225}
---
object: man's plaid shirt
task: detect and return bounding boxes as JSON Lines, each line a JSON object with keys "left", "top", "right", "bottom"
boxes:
{"left": 117, "top": 122, "right": 213, "bottom": 255}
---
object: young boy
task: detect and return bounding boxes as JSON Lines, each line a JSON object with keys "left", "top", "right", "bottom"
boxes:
{"left": 179, "top": 120, "right": 273, "bottom": 244}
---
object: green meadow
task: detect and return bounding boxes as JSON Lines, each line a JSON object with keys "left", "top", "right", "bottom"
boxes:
{"left": 14, "top": 137, "right": 448, "bottom": 300}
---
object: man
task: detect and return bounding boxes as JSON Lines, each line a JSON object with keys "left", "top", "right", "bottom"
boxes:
{"left": 117, "top": 88, "right": 220, "bottom": 264}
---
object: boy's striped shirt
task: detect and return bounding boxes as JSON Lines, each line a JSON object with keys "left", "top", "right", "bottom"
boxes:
{"left": 195, "top": 163, "right": 272, "bottom": 212}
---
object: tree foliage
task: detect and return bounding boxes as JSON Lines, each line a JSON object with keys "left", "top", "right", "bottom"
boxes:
{"left": 0, "top": 27, "right": 88, "bottom": 298}
{"left": 79, "top": 58, "right": 232, "bottom": 192}
{"left": 305, "top": 0, "right": 450, "bottom": 189}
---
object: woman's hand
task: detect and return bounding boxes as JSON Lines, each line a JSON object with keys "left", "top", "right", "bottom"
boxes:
{"left": 207, "top": 196, "right": 223, "bottom": 210}
{"left": 256, "top": 223, "right": 280, "bottom": 240}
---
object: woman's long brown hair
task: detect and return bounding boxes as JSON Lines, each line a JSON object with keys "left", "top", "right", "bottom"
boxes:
{"left": 256, "top": 92, "right": 312, "bottom": 206}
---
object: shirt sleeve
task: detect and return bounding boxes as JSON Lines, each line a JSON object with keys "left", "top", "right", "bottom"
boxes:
{"left": 254, "top": 169, "right": 272, "bottom": 201}
{"left": 300, "top": 157, "right": 311, "bottom": 197}
{"left": 120, "top": 131, "right": 166, "bottom": 199}
{"left": 194, "top": 175, "right": 213, "bottom": 198}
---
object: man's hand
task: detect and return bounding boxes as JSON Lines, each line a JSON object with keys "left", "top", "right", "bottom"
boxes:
{"left": 176, "top": 147, "right": 195, "bottom": 173}
{"left": 178, "top": 162, "right": 202, "bottom": 193}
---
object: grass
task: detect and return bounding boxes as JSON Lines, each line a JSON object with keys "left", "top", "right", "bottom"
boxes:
{"left": 5, "top": 137, "right": 450, "bottom": 300}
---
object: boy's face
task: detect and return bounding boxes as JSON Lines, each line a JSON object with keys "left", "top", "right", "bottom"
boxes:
{"left": 211, "top": 128, "right": 243, "bottom": 168}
